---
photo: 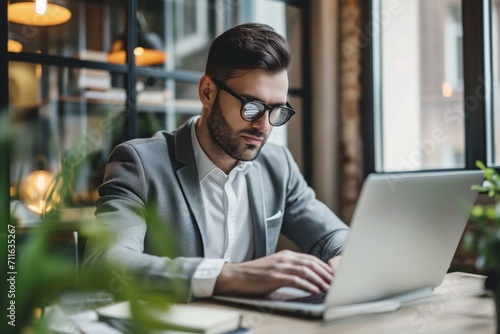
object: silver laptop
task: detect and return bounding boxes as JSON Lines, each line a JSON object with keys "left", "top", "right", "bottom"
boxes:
{"left": 213, "top": 170, "right": 484, "bottom": 321}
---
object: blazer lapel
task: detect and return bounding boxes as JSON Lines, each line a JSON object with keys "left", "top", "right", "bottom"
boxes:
{"left": 246, "top": 165, "right": 267, "bottom": 259}
{"left": 174, "top": 120, "right": 207, "bottom": 253}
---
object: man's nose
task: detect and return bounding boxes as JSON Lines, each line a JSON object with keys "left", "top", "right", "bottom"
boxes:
{"left": 251, "top": 110, "right": 272, "bottom": 132}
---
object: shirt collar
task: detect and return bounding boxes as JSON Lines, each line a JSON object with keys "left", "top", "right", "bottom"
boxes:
{"left": 190, "top": 117, "right": 252, "bottom": 182}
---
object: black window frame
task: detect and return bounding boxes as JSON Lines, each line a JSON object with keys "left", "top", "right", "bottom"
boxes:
{"left": 361, "top": 0, "right": 492, "bottom": 176}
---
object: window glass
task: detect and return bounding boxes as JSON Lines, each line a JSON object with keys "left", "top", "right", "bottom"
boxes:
{"left": 137, "top": 79, "right": 201, "bottom": 134}
{"left": 137, "top": 0, "right": 295, "bottom": 143}
{"left": 8, "top": 0, "right": 126, "bottom": 64}
{"left": 9, "top": 63, "right": 126, "bottom": 223}
{"left": 378, "top": 0, "right": 464, "bottom": 172}
{"left": 137, "top": 0, "right": 216, "bottom": 72}
{"left": 7, "top": 0, "right": 302, "bottom": 225}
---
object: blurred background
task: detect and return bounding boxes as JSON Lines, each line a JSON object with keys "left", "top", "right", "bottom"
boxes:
{"left": 2, "top": 0, "right": 499, "bottom": 272}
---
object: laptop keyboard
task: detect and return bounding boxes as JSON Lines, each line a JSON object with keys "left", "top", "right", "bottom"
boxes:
{"left": 287, "top": 291, "right": 326, "bottom": 304}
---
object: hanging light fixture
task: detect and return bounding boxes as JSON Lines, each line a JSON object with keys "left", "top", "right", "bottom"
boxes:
{"left": 108, "top": 30, "right": 167, "bottom": 66}
{"left": 8, "top": 39, "right": 23, "bottom": 52}
{"left": 108, "top": 12, "right": 167, "bottom": 67}
{"left": 8, "top": 32, "right": 23, "bottom": 52}
{"left": 8, "top": 0, "right": 71, "bottom": 26}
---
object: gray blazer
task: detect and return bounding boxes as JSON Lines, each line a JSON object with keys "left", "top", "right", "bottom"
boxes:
{"left": 83, "top": 119, "right": 350, "bottom": 301}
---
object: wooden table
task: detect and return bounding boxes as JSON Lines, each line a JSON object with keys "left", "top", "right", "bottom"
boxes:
{"left": 198, "top": 272, "right": 496, "bottom": 334}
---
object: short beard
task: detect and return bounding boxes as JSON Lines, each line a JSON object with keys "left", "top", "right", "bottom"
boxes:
{"left": 207, "top": 96, "right": 267, "bottom": 161}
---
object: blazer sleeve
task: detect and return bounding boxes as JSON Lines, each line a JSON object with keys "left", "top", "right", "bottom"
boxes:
{"left": 279, "top": 147, "right": 350, "bottom": 262}
{"left": 82, "top": 142, "right": 203, "bottom": 302}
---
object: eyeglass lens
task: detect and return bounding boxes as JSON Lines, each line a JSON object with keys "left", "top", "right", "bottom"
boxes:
{"left": 242, "top": 101, "right": 291, "bottom": 126}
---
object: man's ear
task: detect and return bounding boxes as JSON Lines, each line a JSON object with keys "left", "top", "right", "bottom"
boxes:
{"left": 198, "top": 75, "right": 217, "bottom": 110}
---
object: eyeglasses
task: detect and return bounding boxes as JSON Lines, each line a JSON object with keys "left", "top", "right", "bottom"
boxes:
{"left": 212, "top": 78, "right": 296, "bottom": 127}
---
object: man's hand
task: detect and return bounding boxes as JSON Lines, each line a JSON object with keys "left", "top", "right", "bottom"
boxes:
{"left": 328, "top": 255, "right": 342, "bottom": 275}
{"left": 213, "top": 250, "right": 333, "bottom": 296}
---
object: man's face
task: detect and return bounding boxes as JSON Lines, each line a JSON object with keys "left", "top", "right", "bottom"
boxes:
{"left": 207, "top": 69, "right": 289, "bottom": 161}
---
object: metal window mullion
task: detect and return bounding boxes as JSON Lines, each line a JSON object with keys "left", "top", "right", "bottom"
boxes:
{"left": 484, "top": 0, "right": 494, "bottom": 165}
{"left": 372, "top": 0, "right": 383, "bottom": 174}
{"left": 7, "top": 52, "right": 128, "bottom": 73}
{"left": 126, "top": 0, "right": 138, "bottom": 139}
{"left": 165, "top": 0, "right": 176, "bottom": 131}
{"left": 462, "top": 0, "right": 488, "bottom": 169}
{"left": 361, "top": 0, "right": 377, "bottom": 177}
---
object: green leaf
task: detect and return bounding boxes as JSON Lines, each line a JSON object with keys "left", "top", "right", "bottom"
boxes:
{"left": 476, "top": 160, "right": 487, "bottom": 170}
{"left": 471, "top": 205, "right": 485, "bottom": 218}
{"left": 462, "top": 232, "right": 475, "bottom": 252}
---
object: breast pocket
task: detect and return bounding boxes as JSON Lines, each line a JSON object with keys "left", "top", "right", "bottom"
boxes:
{"left": 265, "top": 210, "right": 284, "bottom": 254}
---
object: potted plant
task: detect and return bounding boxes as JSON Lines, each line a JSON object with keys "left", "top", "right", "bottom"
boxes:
{"left": 464, "top": 160, "right": 500, "bottom": 333}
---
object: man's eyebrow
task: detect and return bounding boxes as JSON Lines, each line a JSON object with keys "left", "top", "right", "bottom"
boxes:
{"left": 240, "top": 93, "right": 287, "bottom": 106}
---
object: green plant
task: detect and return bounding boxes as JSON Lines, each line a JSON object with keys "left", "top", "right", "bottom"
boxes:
{"left": 463, "top": 160, "right": 500, "bottom": 274}
{"left": 1, "top": 113, "right": 177, "bottom": 334}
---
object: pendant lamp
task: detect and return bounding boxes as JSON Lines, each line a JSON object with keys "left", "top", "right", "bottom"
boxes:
{"left": 8, "top": 0, "right": 71, "bottom": 26}
{"left": 8, "top": 31, "right": 23, "bottom": 52}
{"left": 108, "top": 12, "right": 167, "bottom": 66}
{"left": 8, "top": 39, "right": 23, "bottom": 52}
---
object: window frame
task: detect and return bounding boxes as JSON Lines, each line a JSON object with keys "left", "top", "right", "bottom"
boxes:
{"left": 361, "top": 0, "right": 492, "bottom": 176}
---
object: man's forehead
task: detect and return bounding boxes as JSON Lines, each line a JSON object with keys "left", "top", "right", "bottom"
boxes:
{"left": 228, "top": 70, "right": 289, "bottom": 101}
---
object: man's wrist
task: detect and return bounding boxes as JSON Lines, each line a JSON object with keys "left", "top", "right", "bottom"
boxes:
{"left": 213, "top": 262, "right": 238, "bottom": 295}
{"left": 191, "top": 259, "right": 225, "bottom": 298}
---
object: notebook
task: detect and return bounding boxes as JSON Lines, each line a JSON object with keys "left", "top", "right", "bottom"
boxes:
{"left": 95, "top": 300, "right": 243, "bottom": 334}
{"left": 213, "top": 170, "right": 484, "bottom": 321}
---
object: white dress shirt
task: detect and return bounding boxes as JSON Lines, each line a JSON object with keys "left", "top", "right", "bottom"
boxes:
{"left": 189, "top": 117, "right": 255, "bottom": 297}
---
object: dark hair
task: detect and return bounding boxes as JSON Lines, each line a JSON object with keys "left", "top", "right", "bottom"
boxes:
{"left": 205, "top": 23, "right": 291, "bottom": 82}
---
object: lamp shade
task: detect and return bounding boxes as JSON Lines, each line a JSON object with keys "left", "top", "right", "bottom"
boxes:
{"left": 8, "top": 39, "right": 23, "bottom": 52}
{"left": 8, "top": 1, "right": 71, "bottom": 26}
{"left": 108, "top": 29, "right": 167, "bottom": 66}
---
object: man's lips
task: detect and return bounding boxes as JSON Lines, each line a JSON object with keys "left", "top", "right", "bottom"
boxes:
{"left": 241, "top": 135, "right": 264, "bottom": 145}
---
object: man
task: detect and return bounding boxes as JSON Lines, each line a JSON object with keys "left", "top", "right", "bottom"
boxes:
{"left": 83, "top": 23, "right": 350, "bottom": 302}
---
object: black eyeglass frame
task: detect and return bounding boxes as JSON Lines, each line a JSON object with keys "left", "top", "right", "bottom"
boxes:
{"left": 211, "top": 78, "right": 296, "bottom": 127}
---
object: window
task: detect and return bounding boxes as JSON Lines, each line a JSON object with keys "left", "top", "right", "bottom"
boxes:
{"left": 2, "top": 0, "right": 306, "bottom": 224}
{"left": 363, "top": 0, "right": 495, "bottom": 174}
